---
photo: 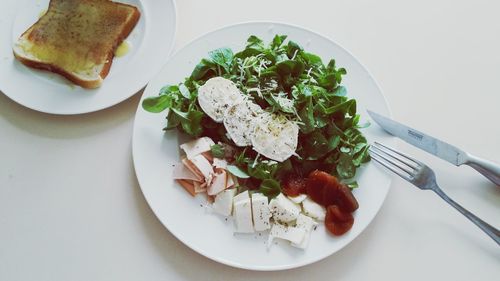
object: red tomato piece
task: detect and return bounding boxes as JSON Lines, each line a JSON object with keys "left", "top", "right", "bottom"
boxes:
{"left": 306, "top": 170, "right": 330, "bottom": 205}
{"left": 306, "top": 170, "right": 359, "bottom": 212}
{"left": 336, "top": 184, "right": 359, "bottom": 212}
{"left": 322, "top": 180, "right": 341, "bottom": 206}
{"left": 282, "top": 175, "right": 307, "bottom": 197}
{"left": 325, "top": 205, "right": 354, "bottom": 236}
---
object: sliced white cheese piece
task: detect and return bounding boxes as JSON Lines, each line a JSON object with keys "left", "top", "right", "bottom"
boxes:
{"left": 251, "top": 193, "right": 271, "bottom": 231}
{"left": 207, "top": 170, "right": 227, "bottom": 195}
{"left": 189, "top": 154, "right": 214, "bottom": 184}
{"left": 233, "top": 190, "right": 249, "bottom": 204}
{"left": 268, "top": 223, "right": 306, "bottom": 245}
{"left": 291, "top": 214, "right": 318, "bottom": 249}
{"left": 251, "top": 113, "right": 299, "bottom": 162}
{"left": 213, "top": 188, "right": 237, "bottom": 216}
{"left": 302, "top": 197, "right": 326, "bottom": 221}
{"left": 288, "top": 194, "right": 308, "bottom": 204}
{"left": 269, "top": 193, "right": 301, "bottom": 223}
{"left": 197, "top": 77, "right": 244, "bottom": 123}
{"left": 223, "top": 100, "right": 264, "bottom": 146}
{"left": 233, "top": 191, "right": 254, "bottom": 233}
{"left": 172, "top": 163, "right": 203, "bottom": 182}
{"left": 180, "top": 137, "right": 215, "bottom": 159}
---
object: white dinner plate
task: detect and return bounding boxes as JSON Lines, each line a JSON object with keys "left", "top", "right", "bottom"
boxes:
{"left": 133, "top": 22, "right": 394, "bottom": 271}
{"left": 0, "top": 0, "right": 176, "bottom": 115}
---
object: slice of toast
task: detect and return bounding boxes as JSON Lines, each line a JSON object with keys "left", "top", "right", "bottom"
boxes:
{"left": 13, "top": 0, "right": 140, "bottom": 89}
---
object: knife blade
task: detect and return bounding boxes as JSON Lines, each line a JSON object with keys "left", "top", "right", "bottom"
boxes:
{"left": 367, "top": 110, "right": 500, "bottom": 185}
{"left": 367, "top": 110, "right": 466, "bottom": 166}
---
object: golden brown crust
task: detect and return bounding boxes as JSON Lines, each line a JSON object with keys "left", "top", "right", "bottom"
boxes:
{"left": 13, "top": 52, "right": 103, "bottom": 88}
{"left": 13, "top": 0, "right": 141, "bottom": 89}
{"left": 99, "top": 5, "right": 141, "bottom": 81}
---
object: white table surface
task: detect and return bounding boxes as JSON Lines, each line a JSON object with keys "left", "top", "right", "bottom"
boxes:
{"left": 1, "top": 0, "right": 499, "bottom": 280}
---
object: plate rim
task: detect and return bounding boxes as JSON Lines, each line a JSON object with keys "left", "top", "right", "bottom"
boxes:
{"left": 0, "top": 0, "right": 178, "bottom": 115}
{"left": 132, "top": 20, "right": 393, "bottom": 271}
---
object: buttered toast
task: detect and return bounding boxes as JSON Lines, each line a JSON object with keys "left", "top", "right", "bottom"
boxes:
{"left": 13, "top": 0, "right": 140, "bottom": 89}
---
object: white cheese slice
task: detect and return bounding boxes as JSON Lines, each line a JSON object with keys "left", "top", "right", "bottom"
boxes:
{"left": 197, "top": 77, "right": 244, "bottom": 123}
{"left": 291, "top": 214, "right": 318, "bottom": 249}
{"left": 233, "top": 203, "right": 254, "bottom": 233}
{"left": 223, "top": 100, "right": 264, "bottom": 146}
{"left": 179, "top": 137, "right": 215, "bottom": 159}
{"left": 233, "top": 190, "right": 249, "bottom": 204}
{"left": 269, "top": 193, "right": 301, "bottom": 223}
{"left": 268, "top": 223, "right": 306, "bottom": 246}
{"left": 251, "top": 113, "right": 299, "bottom": 162}
{"left": 213, "top": 188, "right": 237, "bottom": 216}
{"left": 288, "top": 194, "right": 308, "bottom": 204}
{"left": 302, "top": 197, "right": 326, "bottom": 221}
{"left": 251, "top": 193, "right": 271, "bottom": 231}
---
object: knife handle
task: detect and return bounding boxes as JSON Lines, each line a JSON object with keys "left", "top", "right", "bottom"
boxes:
{"left": 464, "top": 153, "right": 500, "bottom": 186}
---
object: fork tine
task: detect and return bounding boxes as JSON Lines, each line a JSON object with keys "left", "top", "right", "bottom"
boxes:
{"left": 370, "top": 144, "right": 417, "bottom": 172}
{"left": 373, "top": 141, "right": 423, "bottom": 167}
{"left": 370, "top": 151, "right": 413, "bottom": 181}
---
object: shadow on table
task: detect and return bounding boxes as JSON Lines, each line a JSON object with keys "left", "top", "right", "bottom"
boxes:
{"left": 0, "top": 89, "right": 142, "bottom": 139}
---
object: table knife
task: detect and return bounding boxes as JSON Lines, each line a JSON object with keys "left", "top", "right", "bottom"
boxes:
{"left": 367, "top": 110, "right": 500, "bottom": 186}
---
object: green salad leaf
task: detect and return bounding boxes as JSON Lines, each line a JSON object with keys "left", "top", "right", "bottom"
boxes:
{"left": 227, "top": 165, "right": 250, "bottom": 179}
{"left": 209, "top": 48, "right": 234, "bottom": 73}
{"left": 210, "top": 144, "right": 225, "bottom": 159}
{"left": 143, "top": 34, "right": 371, "bottom": 193}
{"left": 259, "top": 179, "right": 281, "bottom": 199}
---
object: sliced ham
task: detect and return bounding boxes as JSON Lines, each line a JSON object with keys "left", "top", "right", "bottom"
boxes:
{"left": 202, "top": 151, "right": 214, "bottom": 163}
{"left": 182, "top": 158, "right": 204, "bottom": 179}
{"left": 226, "top": 173, "right": 235, "bottom": 189}
{"left": 207, "top": 170, "right": 227, "bottom": 195}
{"left": 189, "top": 154, "right": 214, "bottom": 184}
{"left": 172, "top": 163, "right": 203, "bottom": 182}
{"left": 194, "top": 181, "right": 207, "bottom": 193}
{"left": 176, "top": 179, "right": 196, "bottom": 196}
{"left": 180, "top": 137, "right": 215, "bottom": 159}
{"left": 213, "top": 158, "right": 228, "bottom": 169}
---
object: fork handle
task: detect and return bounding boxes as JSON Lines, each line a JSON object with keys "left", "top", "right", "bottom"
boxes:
{"left": 464, "top": 153, "right": 500, "bottom": 186}
{"left": 432, "top": 187, "right": 500, "bottom": 246}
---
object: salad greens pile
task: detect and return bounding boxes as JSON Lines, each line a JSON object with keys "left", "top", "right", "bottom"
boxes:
{"left": 143, "top": 35, "right": 370, "bottom": 194}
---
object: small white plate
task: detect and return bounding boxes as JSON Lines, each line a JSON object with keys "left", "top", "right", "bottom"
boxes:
{"left": 0, "top": 0, "right": 176, "bottom": 115}
{"left": 133, "top": 22, "right": 394, "bottom": 271}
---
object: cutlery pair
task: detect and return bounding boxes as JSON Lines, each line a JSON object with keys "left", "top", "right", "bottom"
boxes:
{"left": 368, "top": 110, "right": 500, "bottom": 186}
{"left": 368, "top": 111, "right": 500, "bottom": 245}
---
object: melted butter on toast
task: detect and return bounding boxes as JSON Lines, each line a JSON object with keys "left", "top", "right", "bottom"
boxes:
{"left": 115, "top": 40, "right": 130, "bottom": 57}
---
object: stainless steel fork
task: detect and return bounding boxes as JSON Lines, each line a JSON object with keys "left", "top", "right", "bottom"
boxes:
{"left": 369, "top": 142, "right": 500, "bottom": 246}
